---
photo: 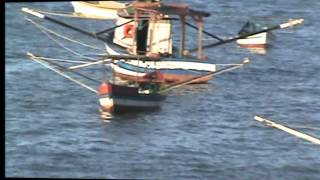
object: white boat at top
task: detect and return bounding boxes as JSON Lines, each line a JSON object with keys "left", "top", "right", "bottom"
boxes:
{"left": 71, "top": 1, "right": 127, "bottom": 19}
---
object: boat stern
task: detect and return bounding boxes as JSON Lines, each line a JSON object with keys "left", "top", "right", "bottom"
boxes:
{"left": 98, "top": 82, "right": 114, "bottom": 118}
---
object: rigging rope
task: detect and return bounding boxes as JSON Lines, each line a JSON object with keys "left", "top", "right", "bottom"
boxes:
{"left": 28, "top": 53, "right": 98, "bottom": 94}
{"left": 32, "top": 8, "right": 94, "bottom": 19}
{"left": 29, "top": 18, "right": 99, "bottom": 61}
{"left": 29, "top": 53, "right": 101, "bottom": 84}
{"left": 27, "top": 56, "right": 93, "bottom": 64}
{"left": 26, "top": 17, "right": 103, "bottom": 51}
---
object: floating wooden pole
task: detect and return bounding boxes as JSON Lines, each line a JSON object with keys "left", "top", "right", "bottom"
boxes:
{"left": 179, "top": 15, "right": 186, "bottom": 57}
{"left": 197, "top": 17, "right": 204, "bottom": 60}
{"left": 254, "top": 116, "right": 320, "bottom": 145}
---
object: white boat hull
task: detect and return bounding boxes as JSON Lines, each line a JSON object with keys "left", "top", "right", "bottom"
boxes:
{"left": 106, "top": 44, "right": 216, "bottom": 83}
{"left": 236, "top": 32, "right": 268, "bottom": 48}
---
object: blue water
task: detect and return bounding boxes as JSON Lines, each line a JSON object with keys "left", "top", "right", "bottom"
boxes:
{"left": 5, "top": 1, "right": 320, "bottom": 179}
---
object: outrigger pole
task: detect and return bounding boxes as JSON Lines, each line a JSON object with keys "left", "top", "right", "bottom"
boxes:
{"left": 190, "top": 19, "right": 304, "bottom": 52}
{"left": 160, "top": 58, "right": 250, "bottom": 93}
{"left": 95, "top": 20, "right": 134, "bottom": 36}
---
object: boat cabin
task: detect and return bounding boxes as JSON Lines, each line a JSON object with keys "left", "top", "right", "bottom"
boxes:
{"left": 113, "top": 1, "right": 211, "bottom": 60}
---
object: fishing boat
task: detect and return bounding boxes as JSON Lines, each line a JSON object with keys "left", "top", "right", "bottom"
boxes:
{"left": 103, "top": 1, "right": 221, "bottom": 84}
{"left": 71, "top": 1, "right": 127, "bottom": 19}
{"left": 71, "top": 1, "right": 217, "bottom": 84}
{"left": 71, "top": 1, "right": 303, "bottom": 84}
{"left": 20, "top": 1, "right": 303, "bottom": 119}
{"left": 236, "top": 21, "right": 268, "bottom": 48}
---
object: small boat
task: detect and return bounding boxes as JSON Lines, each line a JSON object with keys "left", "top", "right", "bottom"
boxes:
{"left": 236, "top": 21, "right": 268, "bottom": 48}
{"left": 236, "top": 32, "right": 268, "bottom": 48}
{"left": 98, "top": 81, "right": 166, "bottom": 117}
{"left": 71, "top": 1, "right": 126, "bottom": 19}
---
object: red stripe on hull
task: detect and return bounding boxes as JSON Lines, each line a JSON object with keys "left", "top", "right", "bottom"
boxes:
{"left": 114, "top": 72, "right": 213, "bottom": 84}
{"left": 113, "top": 105, "right": 161, "bottom": 114}
{"left": 114, "top": 72, "right": 163, "bottom": 83}
{"left": 162, "top": 74, "right": 212, "bottom": 84}
{"left": 239, "top": 44, "right": 267, "bottom": 48}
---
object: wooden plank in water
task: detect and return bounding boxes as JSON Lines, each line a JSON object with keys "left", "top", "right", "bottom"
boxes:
{"left": 254, "top": 116, "right": 320, "bottom": 145}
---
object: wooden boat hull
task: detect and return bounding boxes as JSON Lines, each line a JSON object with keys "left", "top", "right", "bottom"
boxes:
{"left": 99, "top": 82, "right": 166, "bottom": 114}
{"left": 112, "top": 61, "right": 215, "bottom": 84}
{"left": 236, "top": 32, "right": 268, "bottom": 48}
{"left": 71, "top": 1, "right": 125, "bottom": 19}
{"left": 106, "top": 45, "right": 216, "bottom": 84}
{"left": 113, "top": 63, "right": 213, "bottom": 84}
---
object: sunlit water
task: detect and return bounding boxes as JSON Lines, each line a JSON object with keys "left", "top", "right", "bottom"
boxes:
{"left": 5, "top": 1, "right": 320, "bottom": 179}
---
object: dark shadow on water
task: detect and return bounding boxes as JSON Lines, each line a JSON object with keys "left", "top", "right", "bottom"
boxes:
{"left": 102, "top": 107, "right": 163, "bottom": 122}
{"left": 168, "top": 83, "right": 213, "bottom": 96}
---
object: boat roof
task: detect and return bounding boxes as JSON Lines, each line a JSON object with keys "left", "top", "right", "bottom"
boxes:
{"left": 81, "top": 1, "right": 126, "bottom": 9}
{"left": 130, "top": 2, "right": 210, "bottom": 17}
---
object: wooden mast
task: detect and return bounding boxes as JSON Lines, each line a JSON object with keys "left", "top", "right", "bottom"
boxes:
{"left": 179, "top": 15, "right": 186, "bottom": 57}
{"left": 132, "top": 8, "right": 139, "bottom": 55}
{"left": 148, "top": 11, "right": 156, "bottom": 55}
{"left": 197, "top": 16, "right": 204, "bottom": 60}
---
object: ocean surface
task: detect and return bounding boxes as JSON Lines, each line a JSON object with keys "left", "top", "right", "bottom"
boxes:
{"left": 5, "top": 0, "right": 320, "bottom": 179}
